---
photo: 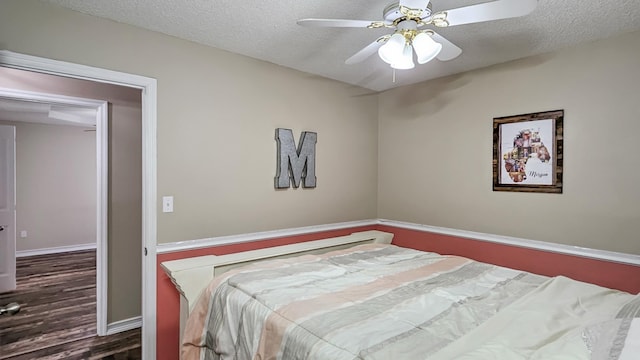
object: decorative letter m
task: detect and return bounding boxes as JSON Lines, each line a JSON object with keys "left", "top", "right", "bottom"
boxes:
{"left": 275, "top": 128, "right": 317, "bottom": 189}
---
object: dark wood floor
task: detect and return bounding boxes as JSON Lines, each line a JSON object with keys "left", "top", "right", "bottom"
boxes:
{"left": 0, "top": 250, "right": 141, "bottom": 359}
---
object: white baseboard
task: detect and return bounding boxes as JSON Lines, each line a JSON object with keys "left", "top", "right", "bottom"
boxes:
{"left": 157, "top": 219, "right": 378, "bottom": 254}
{"left": 378, "top": 219, "right": 640, "bottom": 266}
{"left": 106, "top": 316, "right": 142, "bottom": 335}
{"left": 16, "top": 243, "right": 97, "bottom": 258}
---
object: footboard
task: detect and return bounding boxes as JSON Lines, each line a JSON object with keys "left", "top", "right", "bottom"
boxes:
{"left": 161, "top": 229, "right": 394, "bottom": 342}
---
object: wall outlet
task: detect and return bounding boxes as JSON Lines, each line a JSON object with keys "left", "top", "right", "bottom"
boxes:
{"left": 162, "top": 196, "right": 174, "bottom": 213}
{"left": 20, "top": 230, "right": 27, "bottom": 238}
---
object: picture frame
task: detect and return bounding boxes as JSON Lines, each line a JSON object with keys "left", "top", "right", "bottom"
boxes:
{"left": 492, "top": 110, "right": 564, "bottom": 193}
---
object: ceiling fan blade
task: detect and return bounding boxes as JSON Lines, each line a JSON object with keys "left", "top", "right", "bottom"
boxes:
{"left": 430, "top": 32, "right": 462, "bottom": 61}
{"left": 297, "top": 18, "right": 382, "bottom": 28}
{"left": 48, "top": 109, "right": 96, "bottom": 126}
{"left": 345, "top": 37, "right": 387, "bottom": 65}
{"left": 441, "top": 0, "right": 537, "bottom": 27}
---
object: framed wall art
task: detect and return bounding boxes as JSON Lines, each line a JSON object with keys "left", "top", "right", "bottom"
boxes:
{"left": 492, "top": 110, "right": 564, "bottom": 193}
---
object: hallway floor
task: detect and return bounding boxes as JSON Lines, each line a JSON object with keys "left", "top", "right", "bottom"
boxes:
{"left": 0, "top": 250, "right": 141, "bottom": 359}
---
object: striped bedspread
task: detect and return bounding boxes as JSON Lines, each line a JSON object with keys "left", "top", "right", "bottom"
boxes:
{"left": 182, "top": 244, "right": 636, "bottom": 360}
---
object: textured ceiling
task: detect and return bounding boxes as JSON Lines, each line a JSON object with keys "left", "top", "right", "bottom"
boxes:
{"left": 43, "top": 0, "right": 640, "bottom": 92}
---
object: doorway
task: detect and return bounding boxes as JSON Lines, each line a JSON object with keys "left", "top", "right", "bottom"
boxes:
{"left": 0, "top": 51, "right": 157, "bottom": 358}
{"left": 0, "top": 89, "right": 108, "bottom": 333}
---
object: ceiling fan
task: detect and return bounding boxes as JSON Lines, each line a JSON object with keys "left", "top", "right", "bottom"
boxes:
{"left": 297, "top": 0, "right": 538, "bottom": 70}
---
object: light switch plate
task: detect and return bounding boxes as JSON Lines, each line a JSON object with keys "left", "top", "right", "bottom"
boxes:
{"left": 162, "top": 196, "right": 174, "bottom": 213}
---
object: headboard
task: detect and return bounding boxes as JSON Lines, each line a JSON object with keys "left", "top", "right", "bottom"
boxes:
{"left": 161, "top": 229, "right": 394, "bottom": 339}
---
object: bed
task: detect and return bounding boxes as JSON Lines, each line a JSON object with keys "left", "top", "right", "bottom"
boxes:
{"left": 162, "top": 230, "right": 640, "bottom": 360}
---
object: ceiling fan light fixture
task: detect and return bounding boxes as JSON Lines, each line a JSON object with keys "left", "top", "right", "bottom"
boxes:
{"left": 378, "top": 32, "right": 406, "bottom": 65}
{"left": 390, "top": 43, "right": 415, "bottom": 70}
{"left": 413, "top": 32, "right": 443, "bottom": 64}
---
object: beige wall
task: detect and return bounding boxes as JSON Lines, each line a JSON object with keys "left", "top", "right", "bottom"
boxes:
{"left": 0, "top": 67, "right": 143, "bottom": 323}
{"left": 378, "top": 30, "right": 640, "bottom": 255}
{"left": 0, "top": 121, "right": 96, "bottom": 252}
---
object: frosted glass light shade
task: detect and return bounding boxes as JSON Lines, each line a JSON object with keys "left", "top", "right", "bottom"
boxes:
{"left": 391, "top": 44, "right": 415, "bottom": 70}
{"left": 413, "top": 32, "right": 443, "bottom": 64}
{"left": 378, "top": 33, "right": 406, "bottom": 65}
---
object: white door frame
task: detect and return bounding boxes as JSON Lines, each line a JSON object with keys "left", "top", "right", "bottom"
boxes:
{"left": 0, "top": 50, "right": 158, "bottom": 359}
{"left": 0, "top": 87, "right": 109, "bottom": 333}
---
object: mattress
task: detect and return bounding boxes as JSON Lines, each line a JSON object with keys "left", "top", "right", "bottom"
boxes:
{"left": 181, "top": 243, "right": 638, "bottom": 360}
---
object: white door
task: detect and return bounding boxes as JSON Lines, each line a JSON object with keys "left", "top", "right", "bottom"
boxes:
{"left": 0, "top": 125, "right": 16, "bottom": 292}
